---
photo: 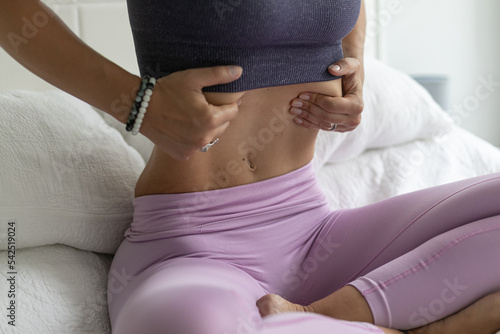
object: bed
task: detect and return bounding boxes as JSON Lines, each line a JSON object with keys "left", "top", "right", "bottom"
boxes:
{"left": 1, "top": 2, "right": 500, "bottom": 334}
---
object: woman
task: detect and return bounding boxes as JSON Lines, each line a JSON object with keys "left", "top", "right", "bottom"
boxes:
{"left": 1, "top": 1, "right": 499, "bottom": 334}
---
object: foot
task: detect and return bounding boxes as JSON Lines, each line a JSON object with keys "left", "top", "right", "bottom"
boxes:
{"left": 409, "top": 292, "right": 500, "bottom": 334}
{"left": 256, "top": 293, "right": 311, "bottom": 317}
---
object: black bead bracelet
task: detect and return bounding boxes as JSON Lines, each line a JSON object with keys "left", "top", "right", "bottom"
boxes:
{"left": 125, "top": 75, "right": 156, "bottom": 135}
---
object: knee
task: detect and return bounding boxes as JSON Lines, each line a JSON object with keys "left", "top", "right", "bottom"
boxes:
{"left": 112, "top": 286, "right": 260, "bottom": 334}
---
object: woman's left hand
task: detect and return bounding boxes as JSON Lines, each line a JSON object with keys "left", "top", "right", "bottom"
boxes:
{"left": 290, "top": 57, "right": 364, "bottom": 133}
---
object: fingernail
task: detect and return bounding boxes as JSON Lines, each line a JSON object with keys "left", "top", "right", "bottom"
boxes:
{"left": 229, "top": 66, "right": 242, "bottom": 77}
{"left": 237, "top": 99, "right": 242, "bottom": 106}
{"left": 298, "top": 94, "right": 310, "bottom": 101}
{"left": 294, "top": 117, "right": 303, "bottom": 125}
{"left": 290, "top": 107, "right": 302, "bottom": 115}
{"left": 291, "top": 100, "right": 303, "bottom": 107}
{"left": 329, "top": 64, "right": 341, "bottom": 71}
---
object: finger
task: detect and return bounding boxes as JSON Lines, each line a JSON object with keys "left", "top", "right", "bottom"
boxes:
{"left": 293, "top": 116, "right": 347, "bottom": 132}
{"left": 209, "top": 118, "right": 232, "bottom": 141}
{"left": 298, "top": 92, "right": 363, "bottom": 118}
{"left": 327, "top": 57, "right": 361, "bottom": 77}
{"left": 294, "top": 93, "right": 341, "bottom": 118}
{"left": 295, "top": 92, "right": 342, "bottom": 116}
{"left": 208, "top": 100, "right": 240, "bottom": 128}
{"left": 320, "top": 95, "right": 364, "bottom": 119}
{"left": 290, "top": 96, "right": 362, "bottom": 131}
{"left": 292, "top": 92, "right": 363, "bottom": 118}
{"left": 290, "top": 100, "right": 343, "bottom": 126}
{"left": 291, "top": 106, "right": 353, "bottom": 131}
{"left": 328, "top": 59, "right": 364, "bottom": 98}
{"left": 186, "top": 66, "right": 243, "bottom": 90}
{"left": 186, "top": 102, "right": 237, "bottom": 148}
{"left": 301, "top": 89, "right": 362, "bottom": 114}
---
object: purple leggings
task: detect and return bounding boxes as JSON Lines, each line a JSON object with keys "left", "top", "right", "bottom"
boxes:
{"left": 107, "top": 161, "right": 500, "bottom": 333}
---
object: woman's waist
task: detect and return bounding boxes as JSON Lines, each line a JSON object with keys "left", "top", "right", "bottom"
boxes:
{"left": 135, "top": 79, "right": 342, "bottom": 196}
{"left": 135, "top": 110, "right": 317, "bottom": 195}
{"left": 127, "top": 161, "right": 331, "bottom": 242}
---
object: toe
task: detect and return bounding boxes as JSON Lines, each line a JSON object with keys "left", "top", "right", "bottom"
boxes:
{"left": 256, "top": 294, "right": 280, "bottom": 317}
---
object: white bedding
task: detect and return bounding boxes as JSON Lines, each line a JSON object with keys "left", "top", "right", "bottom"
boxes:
{"left": 1, "top": 58, "right": 500, "bottom": 334}
{"left": 318, "top": 127, "right": 500, "bottom": 209}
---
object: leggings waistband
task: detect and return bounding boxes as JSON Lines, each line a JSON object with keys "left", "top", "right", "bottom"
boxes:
{"left": 125, "top": 161, "right": 330, "bottom": 242}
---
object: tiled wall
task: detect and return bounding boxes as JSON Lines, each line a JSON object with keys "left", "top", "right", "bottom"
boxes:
{"left": 1, "top": 0, "right": 378, "bottom": 92}
{"left": 0, "top": 0, "right": 138, "bottom": 91}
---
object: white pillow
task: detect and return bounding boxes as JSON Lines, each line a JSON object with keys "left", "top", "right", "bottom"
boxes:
{"left": 93, "top": 108, "right": 155, "bottom": 164}
{"left": 313, "top": 57, "right": 454, "bottom": 170}
{"left": 0, "top": 244, "right": 112, "bottom": 334}
{"left": 0, "top": 90, "right": 145, "bottom": 254}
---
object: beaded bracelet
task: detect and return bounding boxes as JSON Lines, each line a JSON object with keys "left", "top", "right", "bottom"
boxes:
{"left": 125, "top": 76, "right": 157, "bottom": 135}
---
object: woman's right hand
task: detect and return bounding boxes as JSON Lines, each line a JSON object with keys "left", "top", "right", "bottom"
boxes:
{"left": 0, "top": 1, "right": 243, "bottom": 161}
{"left": 138, "top": 65, "right": 244, "bottom": 160}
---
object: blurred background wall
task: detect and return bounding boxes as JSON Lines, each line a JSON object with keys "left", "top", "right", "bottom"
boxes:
{"left": 375, "top": 0, "right": 500, "bottom": 147}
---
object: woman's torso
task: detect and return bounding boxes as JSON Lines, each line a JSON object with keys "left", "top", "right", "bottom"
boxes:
{"left": 134, "top": 79, "right": 342, "bottom": 197}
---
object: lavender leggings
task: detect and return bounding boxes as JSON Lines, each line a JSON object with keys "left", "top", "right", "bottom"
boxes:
{"left": 107, "top": 161, "right": 500, "bottom": 333}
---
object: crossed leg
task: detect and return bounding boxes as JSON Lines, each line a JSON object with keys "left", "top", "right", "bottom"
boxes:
{"left": 258, "top": 173, "right": 500, "bottom": 333}
{"left": 112, "top": 256, "right": 399, "bottom": 334}
{"left": 258, "top": 216, "right": 500, "bottom": 333}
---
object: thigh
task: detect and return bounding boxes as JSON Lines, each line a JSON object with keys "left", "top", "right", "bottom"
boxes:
{"left": 109, "top": 257, "right": 388, "bottom": 334}
{"left": 296, "top": 173, "right": 500, "bottom": 302}
{"left": 109, "top": 257, "right": 267, "bottom": 334}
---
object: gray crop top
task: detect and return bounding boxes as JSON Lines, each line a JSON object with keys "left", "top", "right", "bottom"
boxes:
{"left": 126, "top": 0, "right": 361, "bottom": 92}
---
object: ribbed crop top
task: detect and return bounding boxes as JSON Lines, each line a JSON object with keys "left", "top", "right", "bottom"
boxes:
{"left": 126, "top": 0, "right": 361, "bottom": 92}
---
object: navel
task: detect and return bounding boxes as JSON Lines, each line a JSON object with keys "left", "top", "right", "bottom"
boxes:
{"left": 242, "top": 157, "right": 256, "bottom": 171}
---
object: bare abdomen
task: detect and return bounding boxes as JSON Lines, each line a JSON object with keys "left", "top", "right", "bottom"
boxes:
{"left": 134, "top": 79, "right": 342, "bottom": 197}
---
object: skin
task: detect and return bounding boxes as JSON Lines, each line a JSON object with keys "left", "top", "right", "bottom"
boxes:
{"left": 134, "top": 78, "right": 342, "bottom": 196}
{"left": 2, "top": 1, "right": 497, "bottom": 333}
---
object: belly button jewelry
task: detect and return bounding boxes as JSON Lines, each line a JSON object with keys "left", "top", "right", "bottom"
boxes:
{"left": 200, "top": 138, "right": 220, "bottom": 152}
